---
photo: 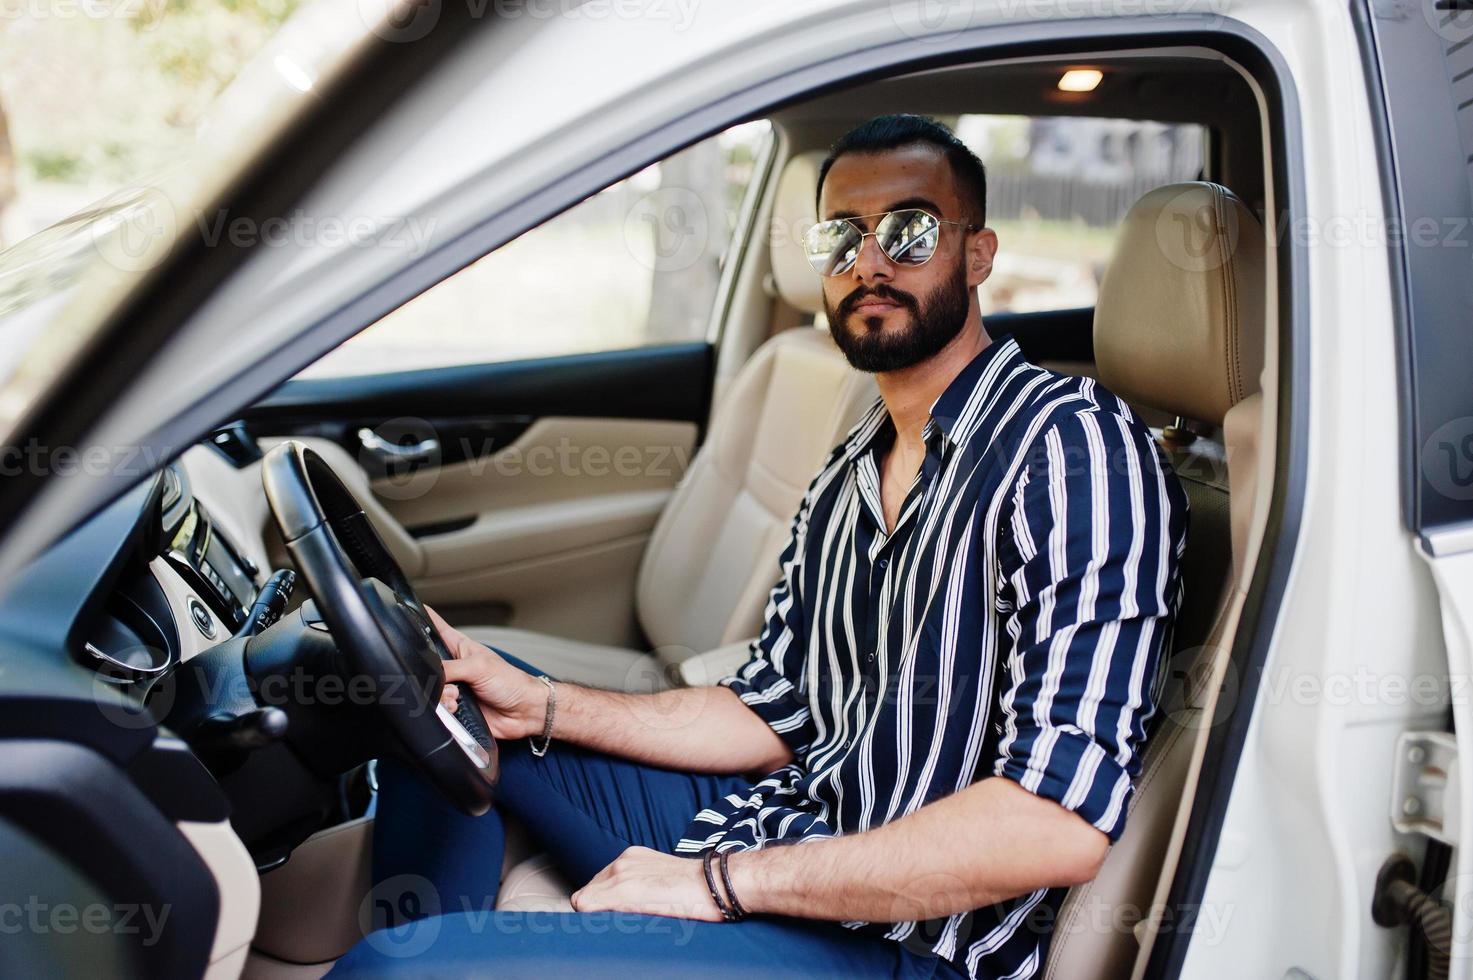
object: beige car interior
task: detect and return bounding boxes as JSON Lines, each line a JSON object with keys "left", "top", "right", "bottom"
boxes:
{"left": 233, "top": 54, "right": 1278, "bottom": 980}
{"left": 258, "top": 416, "right": 700, "bottom": 647}
{"left": 461, "top": 322, "right": 878, "bottom": 690}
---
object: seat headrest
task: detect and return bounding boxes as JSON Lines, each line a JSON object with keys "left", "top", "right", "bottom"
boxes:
{"left": 1094, "top": 182, "right": 1265, "bottom": 425}
{"left": 770, "top": 151, "right": 827, "bottom": 315}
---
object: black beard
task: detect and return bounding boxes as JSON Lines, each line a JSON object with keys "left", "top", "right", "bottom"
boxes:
{"left": 825, "top": 260, "right": 972, "bottom": 373}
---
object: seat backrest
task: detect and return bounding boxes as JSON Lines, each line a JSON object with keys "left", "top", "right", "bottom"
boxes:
{"left": 634, "top": 152, "right": 877, "bottom": 661}
{"left": 1044, "top": 182, "right": 1266, "bottom": 978}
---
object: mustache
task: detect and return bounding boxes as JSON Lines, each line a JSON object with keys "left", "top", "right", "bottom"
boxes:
{"left": 836, "top": 284, "right": 919, "bottom": 320}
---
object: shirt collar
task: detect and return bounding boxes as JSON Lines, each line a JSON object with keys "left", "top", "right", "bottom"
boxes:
{"left": 842, "top": 335, "right": 1025, "bottom": 464}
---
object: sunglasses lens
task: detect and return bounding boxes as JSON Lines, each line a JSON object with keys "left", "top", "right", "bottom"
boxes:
{"left": 803, "top": 219, "right": 864, "bottom": 276}
{"left": 803, "top": 210, "right": 947, "bottom": 276}
{"left": 875, "top": 209, "right": 940, "bottom": 266}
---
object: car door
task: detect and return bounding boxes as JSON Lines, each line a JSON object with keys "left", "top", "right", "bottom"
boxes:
{"left": 229, "top": 123, "right": 772, "bottom": 651}
{"left": 1357, "top": 0, "right": 1473, "bottom": 970}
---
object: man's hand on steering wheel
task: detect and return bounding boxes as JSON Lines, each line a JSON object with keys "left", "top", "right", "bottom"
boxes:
{"left": 428, "top": 606, "right": 549, "bottom": 743}
{"left": 261, "top": 441, "right": 498, "bottom": 814}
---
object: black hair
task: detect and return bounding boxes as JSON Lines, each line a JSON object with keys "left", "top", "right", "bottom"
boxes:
{"left": 815, "top": 114, "right": 987, "bottom": 227}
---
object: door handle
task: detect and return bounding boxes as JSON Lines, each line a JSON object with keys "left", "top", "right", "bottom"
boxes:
{"left": 357, "top": 427, "right": 440, "bottom": 462}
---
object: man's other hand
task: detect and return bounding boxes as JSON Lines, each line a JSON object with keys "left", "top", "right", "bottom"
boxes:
{"left": 571, "top": 846, "right": 726, "bottom": 922}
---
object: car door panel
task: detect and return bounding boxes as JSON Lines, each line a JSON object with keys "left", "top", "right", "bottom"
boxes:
{"left": 415, "top": 525, "right": 656, "bottom": 650}
{"left": 243, "top": 344, "right": 708, "bottom": 647}
{"left": 379, "top": 416, "right": 695, "bottom": 647}
{"left": 260, "top": 429, "right": 670, "bottom": 648}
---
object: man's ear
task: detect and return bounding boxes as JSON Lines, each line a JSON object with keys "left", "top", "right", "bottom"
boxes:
{"left": 965, "top": 227, "right": 999, "bottom": 288}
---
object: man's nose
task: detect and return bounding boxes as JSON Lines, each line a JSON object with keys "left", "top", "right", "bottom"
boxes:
{"left": 850, "top": 233, "right": 895, "bottom": 285}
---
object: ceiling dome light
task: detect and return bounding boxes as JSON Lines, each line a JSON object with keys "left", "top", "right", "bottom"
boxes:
{"left": 1057, "top": 69, "right": 1103, "bottom": 93}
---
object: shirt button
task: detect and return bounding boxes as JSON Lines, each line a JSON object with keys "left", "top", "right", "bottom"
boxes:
{"left": 877, "top": 558, "right": 888, "bottom": 570}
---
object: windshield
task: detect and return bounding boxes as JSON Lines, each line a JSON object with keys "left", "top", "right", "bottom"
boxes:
{"left": 0, "top": 0, "right": 359, "bottom": 426}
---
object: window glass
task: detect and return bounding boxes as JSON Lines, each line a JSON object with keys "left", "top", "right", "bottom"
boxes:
{"left": 954, "top": 114, "right": 1205, "bottom": 314}
{"left": 298, "top": 120, "right": 771, "bottom": 379}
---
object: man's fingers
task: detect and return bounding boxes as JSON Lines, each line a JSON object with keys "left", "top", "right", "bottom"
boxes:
{"left": 569, "top": 884, "right": 607, "bottom": 913}
{"left": 443, "top": 659, "right": 477, "bottom": 684}
{"left": 425, "top": 605, "right": 466, "bottom": 656}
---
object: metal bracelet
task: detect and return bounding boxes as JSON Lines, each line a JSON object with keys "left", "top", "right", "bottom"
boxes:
{"left": 530, "top": 675, "right": 556, "bottom": 757}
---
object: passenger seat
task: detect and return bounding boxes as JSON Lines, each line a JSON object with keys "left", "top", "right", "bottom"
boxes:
{"left": 1043, "top": 181, "right": 1266, "bottom": 977}
{"left": 464, "top": 152, "right": 876, "bottom": 690}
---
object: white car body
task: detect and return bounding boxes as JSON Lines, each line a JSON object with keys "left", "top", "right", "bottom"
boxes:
{"left": 1, "top": 1, "right": 1470, "bottom": 978}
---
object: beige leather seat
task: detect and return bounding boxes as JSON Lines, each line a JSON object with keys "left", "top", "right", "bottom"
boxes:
{"left": 465, "top": 152, "right": 874, "bottom": 691}
{"left": 1043, "top": 181, "right": 1266, "bottom": 977}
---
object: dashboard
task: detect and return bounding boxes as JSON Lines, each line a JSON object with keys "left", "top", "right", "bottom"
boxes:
{"left": 0, "top": 437, "right": 300, "bottom": 979}
{"left": 0, "top": 424, "right": 500, "bottom": 977}
{"left": 0, "top": 428, "right": 406, "bottom": 886}
{"left": 163, "top": 465, "right": 261, "bottom": 631}
{"left": 59, "top": 445, "right": 280, "bottom": 700}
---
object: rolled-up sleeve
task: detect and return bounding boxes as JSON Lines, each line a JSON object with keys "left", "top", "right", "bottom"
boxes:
{"left": 717, "top": 469, "right": 827, "bottom": 758}
{"left": 993, "top": 411, "right": 1188, "bottom": 841}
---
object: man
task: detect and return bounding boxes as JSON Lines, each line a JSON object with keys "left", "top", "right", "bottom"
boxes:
{"left": 334, "top": 114, "right": 1188, "bottom": 979}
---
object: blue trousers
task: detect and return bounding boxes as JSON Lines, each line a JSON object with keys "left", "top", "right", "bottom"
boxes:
{"left": 330, "top": 654, "right": 963, "bottom": 979}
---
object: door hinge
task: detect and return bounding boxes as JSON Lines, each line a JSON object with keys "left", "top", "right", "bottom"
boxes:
{"left": 1392, "top": 731, "right": 1460, "bottom": 845}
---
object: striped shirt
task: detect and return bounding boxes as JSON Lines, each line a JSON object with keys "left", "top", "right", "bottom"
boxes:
{"left": 674, "top": 336, "right": 1190, "bottom": 979}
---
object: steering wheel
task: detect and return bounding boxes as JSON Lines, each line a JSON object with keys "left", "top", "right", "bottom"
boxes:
{"left": 260, "top": 440, "right": 498, "bottom": 816}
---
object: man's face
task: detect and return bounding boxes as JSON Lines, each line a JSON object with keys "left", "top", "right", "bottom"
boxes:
{"left": 817, "top": 145, "right": 991, "bottom": 373}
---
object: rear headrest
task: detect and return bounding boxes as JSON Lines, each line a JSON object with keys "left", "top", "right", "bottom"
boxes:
{"left": 1094, "top": 182, "right": 1265, "bottom": 425}
{"left": 770, "top": 151, "right": 826, "bottom": 315}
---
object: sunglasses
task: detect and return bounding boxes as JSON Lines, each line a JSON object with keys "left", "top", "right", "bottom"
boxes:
{"left": 802, "top": 208, "right": 972, "bottom": 277}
